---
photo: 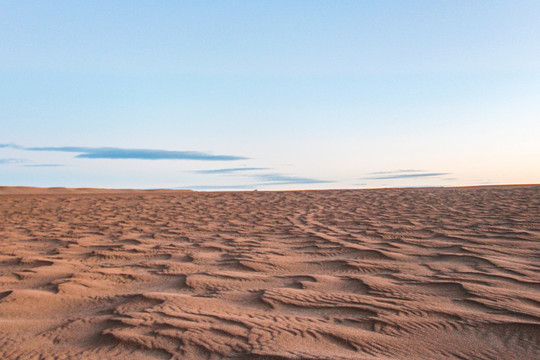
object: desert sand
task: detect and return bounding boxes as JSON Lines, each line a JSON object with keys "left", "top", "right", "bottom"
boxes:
{"left": 0, "top": 185, "right": 539, "bottom": 359}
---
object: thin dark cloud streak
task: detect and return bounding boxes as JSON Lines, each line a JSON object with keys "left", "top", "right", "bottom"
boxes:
{"left": 186, "top": 173, "right": 332, "bottom": 190}
{"left": 1, "top": 144, "right": 246, "bottom": 161}
{"left": 367, "top": 172, "right": 449, "bottom": 180}
{"left": 368, "top": 169, "right": 424, "bottom": 175}
{"left": 186, "top": 185, "right": 255, "bottom": 190}
{"left": 188, "top": 173, "right": 332, "bottom": 189}
{"left": 0, "top": 158, "right": 24, "bottom": 164}
{"left": 255, "top": 174, "right": 331, "bottom": 185}
{"left": 0, "top": 144, "right": 23, "bottom": 149}
{"left": 194, "top": 167, "right": 268, "bottom": 174}
{"left": 23, "top": 164, "right": 65, "bottom": 167}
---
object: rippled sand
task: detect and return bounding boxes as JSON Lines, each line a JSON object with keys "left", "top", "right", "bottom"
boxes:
{"left": 0, "top": 186, "right": 539, "bottom": 359}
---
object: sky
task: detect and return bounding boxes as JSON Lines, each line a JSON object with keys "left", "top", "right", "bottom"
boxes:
{"left": 1, "top": 1, "right": 539, "bottom": 190}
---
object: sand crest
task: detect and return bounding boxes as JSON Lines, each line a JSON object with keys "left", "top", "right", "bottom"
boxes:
{"left": 0, "top": 186, "right": 539, "bottom": 359}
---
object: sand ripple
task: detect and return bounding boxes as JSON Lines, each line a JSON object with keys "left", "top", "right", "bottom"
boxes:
{"left": 0, "top": 186, "right": 539, "bottom": 359}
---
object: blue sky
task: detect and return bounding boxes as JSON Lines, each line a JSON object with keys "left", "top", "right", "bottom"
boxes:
{"left": 1, "top": 1, "right": 539, "bottom": 190}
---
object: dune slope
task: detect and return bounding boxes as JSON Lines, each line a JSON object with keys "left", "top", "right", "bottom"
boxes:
{"left": 0, "top": 186, "right": 539, "bottom": 359}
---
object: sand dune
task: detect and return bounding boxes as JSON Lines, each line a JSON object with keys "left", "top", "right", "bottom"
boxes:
{"left": 0, "top": 186, "right": 539, "bottom": 359}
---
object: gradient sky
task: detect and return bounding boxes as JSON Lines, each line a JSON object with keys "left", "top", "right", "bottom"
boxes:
{"left": 1, "top": 1, "right": 539, "bottom": 190}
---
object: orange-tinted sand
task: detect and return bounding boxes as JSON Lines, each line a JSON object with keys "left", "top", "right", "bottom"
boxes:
{"left": 0, "top": 186, "right": 539, "bottom": 359}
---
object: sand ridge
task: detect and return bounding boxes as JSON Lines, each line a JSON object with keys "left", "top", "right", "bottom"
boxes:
{"left": 0, "top": 186, "right": 539, "bottom": 359}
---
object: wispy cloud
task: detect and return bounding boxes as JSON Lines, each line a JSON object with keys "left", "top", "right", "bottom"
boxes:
{"left": 368, "top": 169, "right": 424, "bottom": 175}
{"left": 365, "top": 170, "right": 450, "bottom": 180}
{"left": 194, "top": 167, "right": 267, "bottom": 174}
{"left": 1, "top": 144, "right": 246, "bottom": 161}
{"left": 0, "top": 144, "right": 22, "bottom": 149}
{"left": 187, "top": 172, "right": 332, "bottom": 189}
{"left": 0, "top": 156, "right": 64, "bottom": 167}
{"left": 255, "top": 173, "right": 331, "bottom": 185}
{"left": 0, "top": 158, "right": 25, "bottom": 165}
{"left": 184, "top": 184, "right": 255, "bottom": 190}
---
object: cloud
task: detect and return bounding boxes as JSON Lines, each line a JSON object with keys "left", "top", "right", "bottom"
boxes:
{"left": 187, "top": 173, "right": 331, "bottom": 189}
{"left": 0, "top": 144, "right": 22, "bottom": 149}
{"left": 368, "top": 169, "right": 424, "bottom": 175}
{"left": 255, "top": 173, "right": 331, "bottom": 185}
{"left": 194, "top": 167, "right": 268, "bottom": 174}
{"left": 1, "top": 144, "right": 246, "bottom": 161}
{"left": 23, "top": 164, "right": 65, "bottom": 167}
{"left": 0, "top": 158, "right": 25, "bottom": 165}
{"left": 184, "top": 184, "right": 255, "bottom": 190}
{"left": 365, "top": 171, "right": 450, "bottom": 180}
